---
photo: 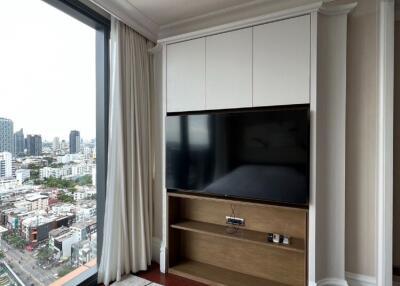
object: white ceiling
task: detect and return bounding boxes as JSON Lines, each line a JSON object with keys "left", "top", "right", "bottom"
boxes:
{"left": 126, "top": 0, "right": 258, "bottom": 26}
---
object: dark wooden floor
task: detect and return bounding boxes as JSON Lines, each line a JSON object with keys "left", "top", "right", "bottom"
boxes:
{"left": 137, "top": 263, "right": 206, "bottom": 286}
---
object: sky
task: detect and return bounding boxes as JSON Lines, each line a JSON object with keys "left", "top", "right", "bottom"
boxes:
{"left": 0, "top": 0, "right": 96, "bottom": 142}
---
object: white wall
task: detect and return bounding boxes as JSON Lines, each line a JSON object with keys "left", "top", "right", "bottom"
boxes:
{"left": 345, "top": 0, "right": 378, "bottom": 277}
{"left": 150, "top": 0, "right": 381, "bottom": 279}
{"left": 151, "top": 47, "right": 164, "bottom": 264}
{"left": 393, "top": 16, "right": 400, "bottom": 270}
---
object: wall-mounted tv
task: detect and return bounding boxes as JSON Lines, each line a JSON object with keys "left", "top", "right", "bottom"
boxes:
{"left": 166, "top": 105, "right": 310, "bottom": 206}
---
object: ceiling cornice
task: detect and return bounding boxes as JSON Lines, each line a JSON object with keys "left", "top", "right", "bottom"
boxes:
{"left": 88, "top": 0, "right": 354, "bottom": 42}
{"left": 158, "top": 1, "right": 324, "bottom": 44}
{"left": 88, "top": 0, "right": 159, "bottom": 42}
{"left": 158, "top": 0, "right": 325, "bottom": 39}
{"left": 159, "top": 0, "right": 271, "bottom": 32}
{"left": 319, "top": 2, "right": 357, "bottom": 16}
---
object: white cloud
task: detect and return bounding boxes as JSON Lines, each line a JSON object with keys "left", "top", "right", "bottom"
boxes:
{"left": 0, "top": 0, "right": 96, "bottom": 142}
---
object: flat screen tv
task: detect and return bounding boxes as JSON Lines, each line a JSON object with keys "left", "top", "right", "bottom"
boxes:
{"left": 166, "top": 106, "right": 310, "bottom": 206}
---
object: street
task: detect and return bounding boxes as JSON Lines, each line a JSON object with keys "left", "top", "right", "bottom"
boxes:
{"left": 2, "top": 241, "right": 63, "bottom": 286}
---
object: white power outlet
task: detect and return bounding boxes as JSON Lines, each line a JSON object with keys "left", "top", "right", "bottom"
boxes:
{"left": 226, "top": 216, "right": 245, "bottom": 226}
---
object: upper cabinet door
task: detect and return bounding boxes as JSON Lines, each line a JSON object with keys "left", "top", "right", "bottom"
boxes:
{"left": 167, "top": 38, "right": 206, "bottom": 112}
{"left": 206, "top": 28, "right": 252, "bottom": 110}
{"left": 253, "top": 15, "right": 311, "bottom": 106}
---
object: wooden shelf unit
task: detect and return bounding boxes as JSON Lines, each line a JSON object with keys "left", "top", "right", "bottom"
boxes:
{"left": 168, "top": 192, "right": 308, "bottom": 286}
{"left": 169, "top": 260, "right": 290, "bottom": 286}
{"left": 171, "top": 220, "right": 305, "bottom": 253}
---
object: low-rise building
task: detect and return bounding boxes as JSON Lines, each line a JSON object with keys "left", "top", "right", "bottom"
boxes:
{"left": 25, "top": 193, "right": 48, "bottom": 210}
{"left": 21, "top": 215, "right": 55, "bottom": 243}
{"left": 70, "top": 219, "right": 96, "bottom": 241}
{"left": 0, "top": 178, "right": 18, "bottom": 191}
{"left": 13, "top": 200, "right": 31, "bottom": 212}
{"left": 51, "top": 203, "right": 75, "bottom": 216}
{"left": 39, "top": 166, "right": 70, "bottom": 179}
{"left": 15, "top": 169, "right": 30, "bottom": 184}
{"left": 75, "top": 201, "right": 96, "bottom": 222}
{"left": 71, "top": 238, "right": 96, "bottom": 267}
{"left": 49, "top": 227, "right": 80, "bottom": 259}
{"left": 56, "top": 154, "right": 82, "bottom": 164}
{"left": 0, "top": 152, "right": 12, "bottom": 178}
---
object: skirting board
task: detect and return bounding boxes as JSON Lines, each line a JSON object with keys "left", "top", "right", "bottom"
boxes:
{"left": 310, "top": 273, "right": 375, "bottom": 286}
{"left": 317, "top": 278, "right": 349, "bottom": 286}
{"left": 154, "top": 243, "right": 377, "bottom": 286}
{"left": 345, "top": 273, "right": 376, "bottom": 286}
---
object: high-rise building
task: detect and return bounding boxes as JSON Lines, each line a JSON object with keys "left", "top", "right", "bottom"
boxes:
{"left": 0, "top": 152, "right": 12, "bottom": 178}
{"left": 26, "top": 135, "right": 42, "bottom": 156}
{"left": 0, "top": 118, "right": 13, "bottom": 155}
{"left": 69, "top": 130, "right": 80, "bottom": 154}
{"left": 61, "top": 140, "right": 68, "bottom": 152}
{"left": 53, "top": 137, "right": 60, "bottom": 153}
{"left": 14, "top": 129, "right": 24, "bottom": 156}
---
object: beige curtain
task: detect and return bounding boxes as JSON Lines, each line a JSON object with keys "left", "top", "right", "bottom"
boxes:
{"left": 98, "top": 17, "right": 154, "bottom": 285}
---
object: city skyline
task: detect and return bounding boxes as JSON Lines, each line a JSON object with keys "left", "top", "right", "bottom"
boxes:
{"left": 0, "top": 0, "right": 96, "bottom": 141}
{"left": 0, "top": 1, "right": 98, "bottom": 284}
{"left": 1, "top": 118, "right": 95, "bottom": 143}
{"left": 1, "top": 116, "right": 95, "bottom": 143}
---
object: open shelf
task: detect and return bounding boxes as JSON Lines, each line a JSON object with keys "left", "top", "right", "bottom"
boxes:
{"left": 171, "top": 220, "right": 305, "bottom": 253}
{"left": 168, "top": 192, "right": 308, "bottom": 285}
{"left": 169, "top": 260, "right": 290, "bottom": 286}
{"left": 168, "top": 191, "right": 308, "bottom": 211}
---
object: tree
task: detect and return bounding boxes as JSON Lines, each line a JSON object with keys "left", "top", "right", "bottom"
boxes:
{"left": 76, "top": 175, "right": 92, "bottom": 186}
{"left": 15, "top": 238, "right": 27, "bottom": 249}
{"left": 33, "top": 179, "right": 43, "bottom": 185}
{"left": 3, "top": 232, "right": 27, "bottom": 249}
{"left": 28, "top": 163, "right": 41, "bottom": 170}
{"left": 58, "top": 265, "right": 75, "bottom": 277}
{"left": 43, "top": 177, "right": 75, "bottom": 189}
{"left": 50, "top": 162, "right": 64, "bottom": 168}
{"left": 37, "top": 246, "right": 53, "bottom": 263}
{"left": 0, "top": 250, "right": 4, "bottom": 259}
{"left": 30, "top": 169, "right": 40, "bottom": 180}
{"left": 57, "top": 191, "right": 75, "bottom": 203}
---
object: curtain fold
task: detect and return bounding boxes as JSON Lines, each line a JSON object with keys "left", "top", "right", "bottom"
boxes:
{"left": 98, "top": 17, "right": 154, "bottom": 286}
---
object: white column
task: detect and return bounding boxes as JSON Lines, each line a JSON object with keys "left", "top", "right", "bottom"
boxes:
{"left": 313, "top": 3, "right": 357, "bottom": 286}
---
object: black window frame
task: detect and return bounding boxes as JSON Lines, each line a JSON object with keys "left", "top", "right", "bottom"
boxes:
{"left": 41, "top": 0, "right": 110, "bottom": 284}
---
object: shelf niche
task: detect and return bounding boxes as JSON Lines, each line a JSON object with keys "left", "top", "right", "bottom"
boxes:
{"left": 168, "top": 192, "right": 308, "bottom": 286}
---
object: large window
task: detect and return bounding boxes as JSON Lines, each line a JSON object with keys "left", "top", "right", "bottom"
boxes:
{"left": 0, "top": 1, "right": 108, "bottom": 285}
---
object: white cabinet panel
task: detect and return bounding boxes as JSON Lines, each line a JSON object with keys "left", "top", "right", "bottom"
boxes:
{"left": 206, "top": 28, "right": 252, "bottom": 110}
{"left": 253, "top": 15, "right": 310, "bottom": 106}
{"left": 167, "top": 38, "right": 206, "bottom": 112}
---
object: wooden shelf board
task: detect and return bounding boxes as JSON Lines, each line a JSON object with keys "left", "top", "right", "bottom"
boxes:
{"left": 171, "top": 220, "right": 305, "bottom": 253}
{"left": 169, "top": 260, "right": 290, "bottom": 286}
{"left": 167, "top": 191, "right": 308, "bottom": 212}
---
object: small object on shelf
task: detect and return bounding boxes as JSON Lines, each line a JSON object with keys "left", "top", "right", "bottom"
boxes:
{"left": 282, "top": 235, "right": 291, "bottom": 245}
{"left": 267, "top": 233, "right": 291, "bottom": 245}
{"left": 273, "top": 233, "right": 281, "bottom": 243}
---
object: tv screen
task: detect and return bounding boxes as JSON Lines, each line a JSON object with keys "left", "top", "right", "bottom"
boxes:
{"left": 166, "top": 106, "right": 310, "bottom": 206}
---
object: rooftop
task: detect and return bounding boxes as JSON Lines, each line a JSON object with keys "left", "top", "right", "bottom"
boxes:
{"left": 25, "top": 194, "right": 48, "bottom": 202}
{"left": 49, "top": 226, "right": 70, "bottom": 238}
{"left": 71, "top": 219, "right": 96, "bottom": 229}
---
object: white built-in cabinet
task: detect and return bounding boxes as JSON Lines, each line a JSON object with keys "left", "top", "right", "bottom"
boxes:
{"left": 166, "top": 38, "right": 206, "bottom": 112}
{"left": 166, "top": 15, "right": 311, "bottom": 113}
{"left": 253, "top": 15, "right": 310, "bottom": 106}
{"left": 206, "top": 28, "right": 252, "bottom": 110}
